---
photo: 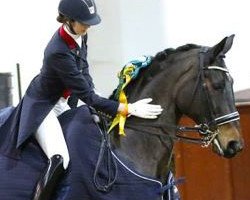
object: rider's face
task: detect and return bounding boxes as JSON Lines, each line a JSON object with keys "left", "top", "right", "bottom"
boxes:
{"left": 72, "top": 21, "right": 90, "bottom": 36}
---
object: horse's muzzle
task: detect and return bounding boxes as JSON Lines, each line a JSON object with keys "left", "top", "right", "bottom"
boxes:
{"left": 223, "top": 140, "right": 243, "bottom": 158}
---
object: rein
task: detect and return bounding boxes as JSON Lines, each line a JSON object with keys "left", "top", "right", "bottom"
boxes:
{"left": 125, "top": 121, "right": 218, "bottom": 147}
{"left": 93, "top": 113, "right": 118, "bottom": 192}
{"left": 125, "top": 112, "right": 239, "bottom": 148}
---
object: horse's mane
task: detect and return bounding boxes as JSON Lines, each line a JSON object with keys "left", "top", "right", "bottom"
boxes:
{"left": 109, "top": 43, "right": 201, "bottom": 100}
{"left": 155, "top": 44, "right": 200, "bottom": 62}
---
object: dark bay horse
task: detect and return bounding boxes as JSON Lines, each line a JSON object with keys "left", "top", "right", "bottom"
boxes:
{"left": 0, "top": 35, "right": 243, "bottom": 199}
{"left": 109, "top": 34, "right": 243, "bottom": 179}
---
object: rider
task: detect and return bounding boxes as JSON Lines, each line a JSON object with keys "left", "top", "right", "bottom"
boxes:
{"left": 0, "top": 0, "right": 163, "bottom": 199}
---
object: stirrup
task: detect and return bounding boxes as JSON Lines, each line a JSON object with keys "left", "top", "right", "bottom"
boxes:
{"left": 32, "top": 154, "right": 65, "bottom": 200}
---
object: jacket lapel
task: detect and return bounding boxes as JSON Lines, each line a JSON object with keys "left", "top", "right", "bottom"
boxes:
{"left": 59, "top": 26, "right": 85, "bottom": 58}
{"left": 59, "top": 26, "right": 85, "bottom": 70}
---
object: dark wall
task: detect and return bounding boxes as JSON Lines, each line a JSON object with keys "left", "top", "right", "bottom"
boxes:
{"left": 0, "top": 73, "right": 12, "bottom": 109}
{"left": 174, "top": 104, "right": 250, "bottom": 200}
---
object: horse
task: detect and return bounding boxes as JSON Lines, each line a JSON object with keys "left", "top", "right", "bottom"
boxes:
{"left": 0, "top": 35, "right": 243, "bottom": 200}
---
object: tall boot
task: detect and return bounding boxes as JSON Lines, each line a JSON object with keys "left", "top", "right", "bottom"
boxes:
{"left": 33, "top": 154, "right": 65, "bottom": 200}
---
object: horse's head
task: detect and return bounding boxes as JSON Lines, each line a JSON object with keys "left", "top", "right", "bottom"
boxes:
{"left": 174, "top": 35, "right": 243, "bottom": 158}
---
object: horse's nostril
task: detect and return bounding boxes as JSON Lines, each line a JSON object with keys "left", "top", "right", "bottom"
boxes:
{"left": 228, "top": 141, "right": 242, "bottom": 152}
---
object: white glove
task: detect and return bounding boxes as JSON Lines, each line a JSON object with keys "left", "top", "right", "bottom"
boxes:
{"left": 128, "top": 98, "right": 163, "bottom": 119}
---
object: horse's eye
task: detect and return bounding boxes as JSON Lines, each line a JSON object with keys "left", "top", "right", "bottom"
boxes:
{"left": 213, "top": 82, "right": 225, "bottom": 90}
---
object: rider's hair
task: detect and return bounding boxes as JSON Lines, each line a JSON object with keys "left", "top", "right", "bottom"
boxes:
{"left": 57, "top": 13, "right": 76, "bottom": 34}
{"left": 57, "top": 13, "right": 75, "bottom": 24}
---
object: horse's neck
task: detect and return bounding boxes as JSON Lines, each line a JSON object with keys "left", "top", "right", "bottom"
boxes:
{"left": 111, "top": 125, "right": 175, "bottom": 182}
{"left": 110, "top": 59, "right": 187, "bottom": 182}
{"left": 126, "top": 61, "right": 185, "bottom": 110}
{"left": 110, "top": 99, "right": 179, "bottom": 183}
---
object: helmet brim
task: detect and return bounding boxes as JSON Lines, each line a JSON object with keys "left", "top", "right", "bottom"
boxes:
{"left": 80, "top": 14, "right": 101, "bottom": 26}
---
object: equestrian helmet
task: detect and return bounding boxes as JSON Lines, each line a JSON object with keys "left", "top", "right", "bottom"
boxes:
{"left": 58, "top": 0, "right": 101, "bottom": 26}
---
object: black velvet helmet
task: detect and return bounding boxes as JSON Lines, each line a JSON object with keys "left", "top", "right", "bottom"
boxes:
{"left": 58, "top": 0, "right": 101, "bottom": 26}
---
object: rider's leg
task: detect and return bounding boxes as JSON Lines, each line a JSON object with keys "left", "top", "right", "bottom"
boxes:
{"left": 35, "top": 109, "right": 70, "bottom": 169}
{"left": 32, "top": 104, "right": 70, "bottom": 200}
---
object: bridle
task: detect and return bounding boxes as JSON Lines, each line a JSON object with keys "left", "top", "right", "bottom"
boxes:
{"left": 126, "top": 47, "right": 240, "bottom": 148}
{"left": 193, "top": 47, "right": 240, "bottom": 146}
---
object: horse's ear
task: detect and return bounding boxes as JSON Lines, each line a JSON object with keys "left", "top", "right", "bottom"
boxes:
{"left": 209, "top": 34, "right": 235, "bottom": 59}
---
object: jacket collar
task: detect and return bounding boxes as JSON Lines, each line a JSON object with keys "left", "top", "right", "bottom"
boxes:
{"left": 63, "top": 25, "right": 82, "bottom": 48}
{"left": 59, "top": 25, "right": 77, "bottom": 50}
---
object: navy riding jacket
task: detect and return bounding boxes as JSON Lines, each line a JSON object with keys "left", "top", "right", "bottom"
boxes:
{"left": 0, "top": 26, "right": 119, "bottom": 157}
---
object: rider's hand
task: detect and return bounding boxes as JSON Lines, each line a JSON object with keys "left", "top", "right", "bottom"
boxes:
{"left": 128, "top": 98, "right": 163, "bottom": 119}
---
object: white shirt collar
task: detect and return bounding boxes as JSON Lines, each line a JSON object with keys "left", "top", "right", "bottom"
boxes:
{"left": 63, "top": 25, "right": 82, "bottom": 48}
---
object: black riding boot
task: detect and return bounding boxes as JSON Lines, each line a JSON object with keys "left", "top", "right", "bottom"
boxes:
{"left": 33, "top": 154, "right": 65, "bottom": 200}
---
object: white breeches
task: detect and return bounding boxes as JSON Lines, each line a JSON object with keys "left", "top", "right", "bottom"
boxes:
{"left": 35, "top": 97, "right": 71, "bottom": 169}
